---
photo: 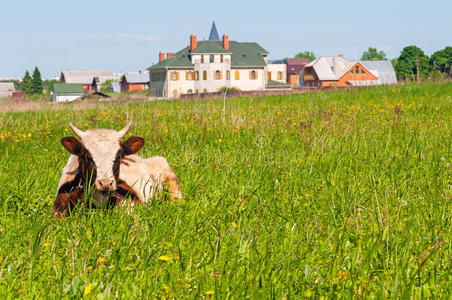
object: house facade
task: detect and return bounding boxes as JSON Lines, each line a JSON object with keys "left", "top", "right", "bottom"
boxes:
{"left": 59, "top": 70, "right": 119, "bottom": 93}
{"left": 286, "top": 58, "right": 310, "bottom": 87}
{"left": 52, "top": 83, "right": 84, "bottom": 102}
{"left": 148, "top": 31, "right": 288, "bottom": 98}
{"left": 303, "top": 56, "right": 397, "bottom": 87}
{"left": 121, "top": 73, "right": 150, "bottom": 92}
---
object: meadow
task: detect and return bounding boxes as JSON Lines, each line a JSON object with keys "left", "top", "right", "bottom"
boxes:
{"left": 0, "top": 82, "right": 450, "bottom": 298}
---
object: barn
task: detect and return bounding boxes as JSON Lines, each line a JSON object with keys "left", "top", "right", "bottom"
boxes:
{"left": 121, "top": 73, "right": 150, "bottom": 92}
{"left": 52, "top": 83, "right": 85, "bottom": 102}
{"left": 59, "top": 70, "right": 116, "bottom": 93}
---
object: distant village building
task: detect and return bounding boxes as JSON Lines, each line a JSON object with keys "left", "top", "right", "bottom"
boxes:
{"left": 286, "top": 58, "right": 310, "bottom": 87}
{"left": 148, "top": 23, "right": 289, "bottom": 98}
{"left": 52, "top": 83, "right": 85, "bottom": 102}
{"left": 121, "top": 73, "right": 150, "bottom": 92}
{"left": 111, "top": 82, "right": 121, "bottom": 93}
{"left": 0, "top": 82, "right": 16, "bottom": 98}
{"left": 302, "top": 56, "right": 397, "bottom": 87}
{"left": 59, "top": 70, "right": 118, "bottom": 93}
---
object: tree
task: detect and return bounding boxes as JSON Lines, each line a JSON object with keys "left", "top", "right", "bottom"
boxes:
{"left": 429, "top": 46, "right": 452, "bottom": 74}
{"left": 361, "top": 47, "right": 387, "bottom": 60}
{"left": 31, "top": 66, "right": 43, "bottom": 94}
{"left": 295, "top": 51, "right": 316, "bottom": 61}
{"left": 395, "top": 46, "right": 430, "bottom": 81}
{"left": 21, "top": 71, "right": 32, "bottom": 94}
{"left": 100, "top": 80, "right": 113, "bottom": 93}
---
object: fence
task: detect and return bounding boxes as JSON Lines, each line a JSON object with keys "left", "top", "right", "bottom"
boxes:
{"left": 179, "top": 86, "right": 355, "bottom": 100}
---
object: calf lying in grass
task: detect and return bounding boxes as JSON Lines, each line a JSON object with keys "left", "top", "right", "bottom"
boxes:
{"left": 53, "top": 122, "right": 182, "bottom": 220}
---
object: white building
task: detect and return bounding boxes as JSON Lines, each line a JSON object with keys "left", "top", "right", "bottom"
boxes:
{"left": 148, "top": 29, "right": 288, "bottom": 98}
{"left": 0, "top": 82, "right": 16, "bottom": 98}
{"left": 52, "top": 83, "right": 85, "bottom": 102}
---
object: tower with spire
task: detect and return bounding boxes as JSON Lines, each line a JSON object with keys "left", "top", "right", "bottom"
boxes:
{"left": 208, "top": 21, "right": 220, "bottom": 41}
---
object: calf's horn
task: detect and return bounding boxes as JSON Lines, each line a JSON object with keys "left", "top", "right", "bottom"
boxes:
{"left": 69, "top": 122, "right": 85, "bottom": 138}
{"left": 117, "top": 121, "right": 133, "bottom": 138}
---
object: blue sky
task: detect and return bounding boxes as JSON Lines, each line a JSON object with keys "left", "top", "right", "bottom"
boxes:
{"left": 0, "top": 0, "right": 451, "bottom": 79}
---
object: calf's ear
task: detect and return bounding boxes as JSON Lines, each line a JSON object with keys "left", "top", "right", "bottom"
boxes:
{"left": 61, "top": 137, "right": 84, "bottom": 155}
{"left": 122, "top": 136, "right": 145, "bottom": 155}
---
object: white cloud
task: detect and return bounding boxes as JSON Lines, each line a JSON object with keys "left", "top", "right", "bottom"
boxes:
{"left": 82, "top": 33, "right": 160, "bottom": 42}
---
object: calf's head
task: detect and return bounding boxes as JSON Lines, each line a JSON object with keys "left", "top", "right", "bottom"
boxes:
{"left": 61, "top": 122, "right": 144, "bottom": 193}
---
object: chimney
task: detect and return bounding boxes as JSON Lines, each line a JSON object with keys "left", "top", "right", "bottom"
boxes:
{"left": 167, "top": 52, "right": 174, "bottom": 59}
{"left": 159, "top": 51, "right": 165, "bottom": 62}
{"left": 139, "top": 70, "right": 142, "bottom": 74}
{"left": 222, "top": 34, "right": 229, "bottom": 50}
{"left": 338, "top": 54, "right": 343, "bottom": 57}
{"left": 190, "top": 34, "right": 197, "bottom": 51}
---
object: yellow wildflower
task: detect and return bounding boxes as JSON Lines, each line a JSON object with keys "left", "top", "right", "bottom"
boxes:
{"left": 231, "top": 221, "right": 237, "bottom": 229}
{"left": 159, "top": 255, "right": 170, "bottom": 261}
{"left": 84, "top": 283, "right": 93, "bottom": 295}
{"left": 206, "top": 290, "right": 215, "bottom": 295}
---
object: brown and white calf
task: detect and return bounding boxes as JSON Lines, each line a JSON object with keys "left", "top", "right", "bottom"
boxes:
{"left": 53, "top": 122, "right": 182, "bottom": 219}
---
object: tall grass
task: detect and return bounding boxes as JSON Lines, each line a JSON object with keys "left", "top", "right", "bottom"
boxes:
{"left": 0, "top": 82, "right": 450, "bottom": 298}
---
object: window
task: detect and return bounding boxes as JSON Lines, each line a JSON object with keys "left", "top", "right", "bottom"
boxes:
{"left": 203, "top": 88, "right": 207, "bottom": 93}
{"left": 361, "top": 69, "right": 365, "bottom": 74}
{"left": 215, "top": 70, "right": 222, "bottom": 80}
{"left": 277, "top": 72, "right": 282, "bottom": 80}
{"left": 210, "top": 55, "right": 214, "bottom": 63}
{"left": 235, "top": 70, "right": 240, "bottom": 80}
{"left": 187, "top": 89, "right": 193, "bottom": 94}
{"left": 350, "top": 70, "right": 353, "bottom": 74}
{"left": 186, "top": 71, "right": 193, "bottom": 80}
{"left": 171, "top": 71, "right": 179, "bottom": 81}
{"left": 220, "top": 55, "right": 224, "bottom": 63}
{"left": 355, "top": 66, "right": 360, "bottom": 74}
{"left": 201, "top": 55, "right": 204, "bottom": 63}
{"left": 203, "top": 70, "right": 207, "bottom": 80}
{"left": 195, "top": 89, "right": 199, "bottom": 94}
{"left": 268, "top": 72, "right": 272, "bottom": 81}
{"left": 195, "top": 71, "right": 199, "bottom": 81}
{"left": 250, "top": 70, "right": 257, "bottom": 80}
{"left": 226, "top": 70, "right": 230, "bottom": 80}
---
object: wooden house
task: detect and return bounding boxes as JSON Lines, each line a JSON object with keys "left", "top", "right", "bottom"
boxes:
{"left": 303, "top": 56, "right": 397, "bottom": 87}
{"left": 120, "top": 73, "right": 150, "bottom": 92}
{"left": 59, "top": 70, "right": 117, "bottom": 93}
{"left": 286, "top": 58, "right": 310, "bottom": 87}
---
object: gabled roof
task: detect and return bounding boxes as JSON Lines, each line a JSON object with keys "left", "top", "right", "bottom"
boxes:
{"left": 124, "top": 73, "right": 149, "bottom": 84}
{"left": 53, "top": 83, "right": 84, "bottom": 94}
{"left": 305, "top": 56, "right": 355, "bottom": 81}
{"left": 0, "top": 82, "right": 15, "bottom": 92}
{"left": 286, "top": 58, "right": 310, "bottom": 74}
{"left": 148, "top": 47, "right": 193, "bottom": 70}
{"left": 60, "top": 70, "right": 114, "bottom": 84}
{"left": 209, "top": 21, "right": 220, "bottom": 41}
{"left": 148, "top": 40, "right": 269, "bottom": 70}
{"left": 191, "top": 41, "right": 230, "bottom": 54}
{"left": 360, "top": 60, "right": 397, "bottom": 84}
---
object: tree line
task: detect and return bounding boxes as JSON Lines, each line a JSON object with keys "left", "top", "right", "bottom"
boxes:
{"left": 21, "top": 67, "right": 43, "bottom": 95}
{"left": 295, "top": 46, "right": 452, "bottom": 81}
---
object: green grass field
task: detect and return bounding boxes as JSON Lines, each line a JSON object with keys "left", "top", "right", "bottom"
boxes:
{"left": 0, "top": 83, "right": 451, "bottom": 298}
